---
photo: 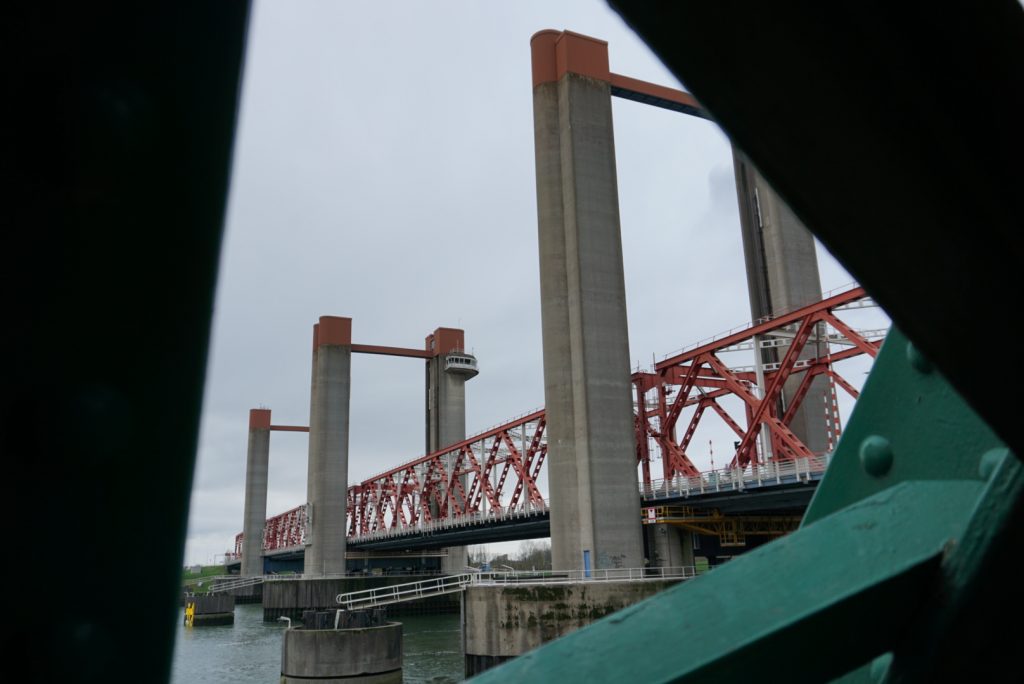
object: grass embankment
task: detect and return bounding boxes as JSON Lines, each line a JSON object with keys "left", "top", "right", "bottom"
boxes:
{"left": 181, "top": 565, "right": 227, "bottom": 594}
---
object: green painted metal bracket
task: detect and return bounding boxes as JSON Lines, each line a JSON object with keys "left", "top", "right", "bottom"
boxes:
{"left": 470, "top": 329, "right": 1019, "bottom": 682}
{"left": 804, "top": 331, "right": 1002, "bottom": 524}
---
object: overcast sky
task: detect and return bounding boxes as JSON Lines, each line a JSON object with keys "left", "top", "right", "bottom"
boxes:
{"left": 184, "top": 0, "right": 884, "bottom": 566}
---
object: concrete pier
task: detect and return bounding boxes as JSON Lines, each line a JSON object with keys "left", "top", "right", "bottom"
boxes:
{"left": 462, "top": 580, "right": 681, "bottom": 677}
{"left": 184, "top": 594, "right": 235, "bottom": 626}
{"left": 645, "top": 523, "right": 694, "bottom": 569}
{"left": 733, "top": 150, "right": 831, "bottom": 453}
{"left": 281, "top": 620, "right": 402, "bottom": 683}
{"left": 425, "top": 327, "right": 478, "bottom": 575}
{"left": 263, "top": 577, "right": 459, "bottom": 622}
{"left": 531, "top": 30, "right": 643, "bottom": 572}
{"left": 241, "top": 408, "right": 271, "bottom": 577}
{"left": 305, "top": 316, "right": 352, "bottom": 577}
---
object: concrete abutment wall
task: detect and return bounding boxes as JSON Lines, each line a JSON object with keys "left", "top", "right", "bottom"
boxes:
{"left": 462, "top": 580, "right": 681, "bottom": 677}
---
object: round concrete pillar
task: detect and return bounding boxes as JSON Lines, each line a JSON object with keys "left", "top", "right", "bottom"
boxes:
{"left": 281, "top": 622, "right": 402, "bottom": 683}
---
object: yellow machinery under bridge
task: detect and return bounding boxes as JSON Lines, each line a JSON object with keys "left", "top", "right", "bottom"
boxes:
{"left": 643, "top": 505, "right": 801, "bottom": 547}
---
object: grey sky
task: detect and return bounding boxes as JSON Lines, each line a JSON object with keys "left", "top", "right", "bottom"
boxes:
{"left": 185, "top": 0, "right": 881, "bottom": 566}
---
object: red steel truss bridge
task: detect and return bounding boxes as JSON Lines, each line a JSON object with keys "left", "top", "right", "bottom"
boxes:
{"left": 236, "top": 286, "right": 883, "bottom": 555}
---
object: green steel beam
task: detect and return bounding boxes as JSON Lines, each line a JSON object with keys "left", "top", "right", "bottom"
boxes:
{"left": 472, "top": 481, "right": 980, "bottom": 683}
{"left": 803, "top": 334, "right": 1002, "bottom": 524}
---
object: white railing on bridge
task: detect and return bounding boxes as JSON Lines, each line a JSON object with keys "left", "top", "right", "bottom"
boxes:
{"left": 335, "top": 566, "right": 700, "bottom": 610}
{"left": 351, "top": 500, "right": 550, "bottom": 544}
{"left": 476, "top": 566, "right": 699, "bottom": 585}
{"left": 640, "top": 455, "right": 830, "bottom": 501}
{"left": 348, "top": 456, "right": 829, "bottom": 543}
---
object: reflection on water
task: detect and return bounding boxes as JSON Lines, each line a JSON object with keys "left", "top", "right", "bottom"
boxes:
{"left": 171, "top": 604, "right": 463, "bottom": 683}
{"left": 396, "top": 614, "right": 462, "bottom": 684}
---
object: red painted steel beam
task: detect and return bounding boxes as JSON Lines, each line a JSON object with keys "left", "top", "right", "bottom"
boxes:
{"left": 829, "top": 370, "right": 861, "bottom": 399}
{"left": 245, "top": 290, "right": 880, "bottom": 542}
{"left": 350, "top": 344, "right": 432, "bottom": 359}
{"left": 655, "top": 287, "right": 867, "bottom": 371}
{"left": 819, "top": 312, "right": 882, "bottom": 358}
{"left": 357, "top": 409, "right": 545, "bottom": 483}
{"left": 609, "top": 73, "right": 706, "bottom": 118}
{"left": 732, "top": 315, "right": 820, "bottom": 465}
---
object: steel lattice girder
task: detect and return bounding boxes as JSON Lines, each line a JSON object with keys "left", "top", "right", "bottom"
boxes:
{"left": 632, "top": 287, "right": 879, "bottom": 479}
{"left": 247, "top": 290, "right": 878, "bottom": 541}
{"left": 346, "top": 411, "right": 548, "bottom": 536}
{"left": 250, "top": 290, "right": 879, "bottom": 539}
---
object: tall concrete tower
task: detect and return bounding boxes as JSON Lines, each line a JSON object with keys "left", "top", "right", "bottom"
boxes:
{"left": 241, "top": 408, "right": 271, "bottom": 577}
{"left": 733, "top": 151, "right": 832, "bottom": 456}
{"left": 304, "top": 316, "right": 352, "bottom": 577}
{"left": 530, "top": 30, "right": 644, "bottom": 573}
{"left": 424, "top": 327, "right": 478, "bottom": 573}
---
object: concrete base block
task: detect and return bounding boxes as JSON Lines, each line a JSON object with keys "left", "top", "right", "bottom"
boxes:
{"left": 462, "top": 581, "right": 680, "bottom": 677}
{"left": 465, "top": 653, "right": 515, "bottom": 678}
{"left": 281, "top": 622, "right": 402, "bottom": 683}
{"left": 191, "top": 612, "right": 233, "bottom": 626}
{"left": 184, "top": 594, "right": 235, "bottom": 626}
{"left": 281, "top": 672, "right": 399, "bottom": 684}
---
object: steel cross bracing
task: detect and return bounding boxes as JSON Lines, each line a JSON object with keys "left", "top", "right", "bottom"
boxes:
{"left": 350, "top": 410, "right": 548, "bottom": 538}
{"left": 237, "top": 287, "right": 880, "bottom": 552}
{"left": 634, "top": 286, "right": 882, "bottom": 478}
{"left": 234, "top": 504, "right": 307, "bottom": 557}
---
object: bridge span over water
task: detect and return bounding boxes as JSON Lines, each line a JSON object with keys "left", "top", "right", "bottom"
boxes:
{"left": 230, "top": 455, "right": 826, "bottom": 575}
{"left": 233, "top": 286, "right": 874, "bottom": 573}
{"left": 231, "top": 31, "right": 884, "bottom": 577}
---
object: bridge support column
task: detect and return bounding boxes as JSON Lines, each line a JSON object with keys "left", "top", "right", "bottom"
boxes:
{"left": 645, "top": 524, "right": 694, "bottom": 569}
{"left": 531, "top": 30, "right": 643, "bottom": 572}
{"left": 733, "top": 150, "right": 831, "bottom": 454}
{"left": 425, "top": 327, "right": 478, "bottom": 574}
{"left": 305, "top": 316, "right": 352, "bottom": 577}
{"left": 241, "top": 408, "right": 272, "bottom": 577}
{"left": 305, "top": 323, "right": 319, "bottom": 513}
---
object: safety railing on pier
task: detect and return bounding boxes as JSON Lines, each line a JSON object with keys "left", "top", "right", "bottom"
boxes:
{"left": 640, "top": 455, "right": 830, "bottom": 501}
{"left": 337, "top": 573, "right": 474, "bottom": 610}
{"left": 203, "top": 575, "right": 266, "bottom": 594}
{"left": 182, "top": 574, "right": 232, "bottom": 590}
{"left": 336, "top": 566, "right": 700, "bottom": 610}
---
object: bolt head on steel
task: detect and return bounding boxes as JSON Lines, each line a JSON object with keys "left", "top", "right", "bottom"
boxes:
{"left": 859, "top": 435, "right": 893, "bottom": 477}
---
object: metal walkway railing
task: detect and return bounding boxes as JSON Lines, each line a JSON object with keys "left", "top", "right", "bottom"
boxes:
{"left": 204, "top": 575, "right": 265, "bottom": 594}
{"left": 335, "top": 566, "right": 699, "bottom": 610}
{"left": 182, "top": 574, "right": 232, "bottom": 590}
{"left": 337, "top": 573, "right": 473, "bottom": 610}
{"left": 641, "top": 455, "right": 829, "bottom": 501}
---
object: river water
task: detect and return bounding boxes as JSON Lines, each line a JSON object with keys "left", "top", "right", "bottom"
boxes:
{"left": 171, "top": 604, "right": 463, "bottom": 683}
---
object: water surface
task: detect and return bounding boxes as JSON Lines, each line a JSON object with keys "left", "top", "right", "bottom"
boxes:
{"left": 171, "top": 604, "right": 463, "bottom": 683}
